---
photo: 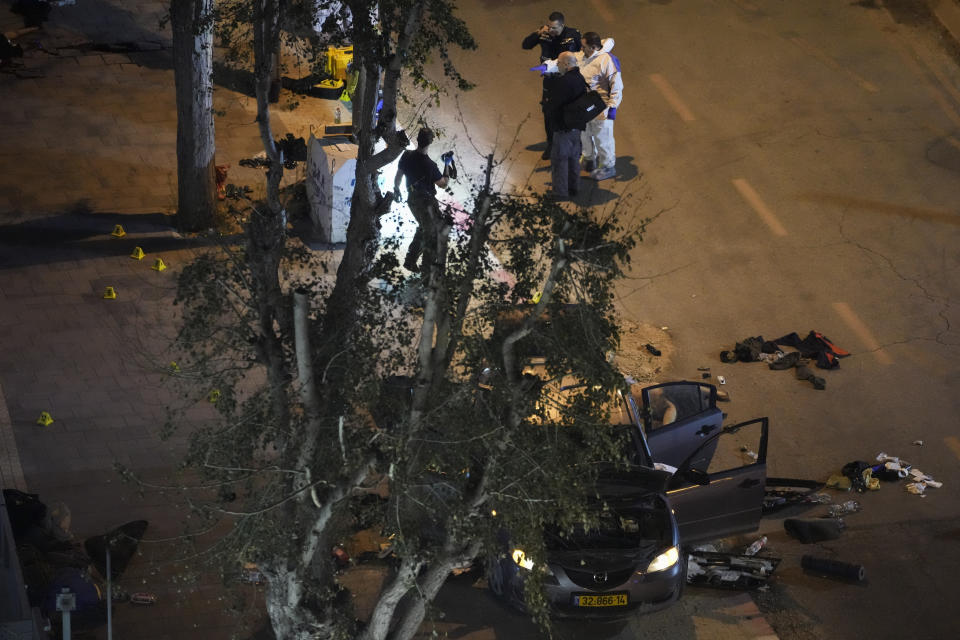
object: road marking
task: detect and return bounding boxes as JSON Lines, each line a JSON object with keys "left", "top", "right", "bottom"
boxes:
{"left": 649, "top": 74, "right": 696, "bottom": 122}
{"left": 588, "top": 0, "right": 615, "bottom": 25}
{"left": 731, "top": 179, "right": 788, "bottom": 236}
{"left": 790, "top": 36, "right": 879, "bottom": 94}
{"left": 946, "top": 436, "right": 960, "bottom": 460}
{"left": 831, "top": 302, "right": 893, "bottom": 365}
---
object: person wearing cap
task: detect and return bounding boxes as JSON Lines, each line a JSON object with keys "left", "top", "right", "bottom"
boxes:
{"left": 522, "top": 11, "right": 582, "bottom": 159}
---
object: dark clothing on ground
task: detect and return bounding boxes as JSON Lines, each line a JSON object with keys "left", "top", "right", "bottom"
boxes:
{"left": 397, "top": 149, "right": 443, "bottom": 270}
{"left": 550, "top": 130, "right": 581, "bottom": 197}
{"left": 774, "top": 330, "right": 850, "bottom": 369}
{"left": 543, "top": 68, "right": 587, "bottom": 134}
{"left": 397, "top": 149, "right": 442, "bottom": 197}
{"left": 522, "top": 26, "right": 582, "bottom": 62}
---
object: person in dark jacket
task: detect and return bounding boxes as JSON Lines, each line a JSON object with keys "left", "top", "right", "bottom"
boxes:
{"left": 542, "top": 52, "right": 587, "bottom": 199}
{"left": 393, "top": 128, "right": 451, "bottom": 272}
{"left": 522, "top": 11, "right": 581, "bottom": 159}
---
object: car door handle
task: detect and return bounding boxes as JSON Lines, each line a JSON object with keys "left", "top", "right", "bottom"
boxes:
{"left": 739, "top": 478, "right": 761, "bottom": 488}
{"left": 696, "top": 424, "right": 718, "bottom": 437}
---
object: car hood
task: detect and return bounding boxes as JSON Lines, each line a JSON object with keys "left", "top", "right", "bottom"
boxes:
{"left": 549, "top": 544, "right": 660, "bottom": 572}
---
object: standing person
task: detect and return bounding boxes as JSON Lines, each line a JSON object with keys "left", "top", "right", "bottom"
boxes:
{"left": 522, "top": 11, "right": 581, "bottom": 159}
{"left": 542, "top": 52, "right": 587, "bottom": 199}
{"left": 393, "top": 128, "right": 451, "bottom": 272}
{"left": 579, "top": 32, "right": 622, "bottom": 181}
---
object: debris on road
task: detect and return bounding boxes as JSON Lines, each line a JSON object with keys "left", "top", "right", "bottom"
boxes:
{"left": 826, "top": 500, "right": 861, "bottom": 518}
{"left": 687, "top": 550, "right": 780, "bottom": 589}
{"left": 762, "top": 478, "right": 827, "bottom": 515}
{"left": 801, "top": 555, "right": 866, "bottom": 582}
{"left": 718, "top": 330, "right": 849, "bottom": 390}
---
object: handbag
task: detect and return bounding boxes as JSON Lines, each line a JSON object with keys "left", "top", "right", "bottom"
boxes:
{"left": 562, "top": 90, "right": 607, "bottom": 130}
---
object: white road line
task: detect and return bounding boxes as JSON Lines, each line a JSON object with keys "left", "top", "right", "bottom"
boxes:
{"left": 649, "top": 74, "right": 696, "bottom": 122}
{"left": 588, "top": 0, "right": 615, "bottom": 25}
{"left": 731, "top": 179, "right": 788, "bottom": 236}
{"left": 831, "top": 302, "right": 893, "bottom": 365}
{"left": 945, "top": 436, "right": 960, "bottom": 461}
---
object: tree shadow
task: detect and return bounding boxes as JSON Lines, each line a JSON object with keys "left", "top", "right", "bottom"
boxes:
{"left": 0, "top": 205, "right": 232, "bottom": 269}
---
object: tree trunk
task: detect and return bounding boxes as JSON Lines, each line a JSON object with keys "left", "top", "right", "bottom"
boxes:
{"left": 171, "top": 0, "right": 216, "bottom": 231}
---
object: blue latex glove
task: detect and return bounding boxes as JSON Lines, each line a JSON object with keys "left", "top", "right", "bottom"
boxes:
{"left": 529, "top": 64, "right": 548, "bottom": 74}
{"left": 607, "top": 107, "right": 617, "bottom": 121}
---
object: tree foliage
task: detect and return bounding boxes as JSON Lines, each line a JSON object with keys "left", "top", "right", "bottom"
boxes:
{"left": 160, "top": 2, "right": 647, "bottom": 639}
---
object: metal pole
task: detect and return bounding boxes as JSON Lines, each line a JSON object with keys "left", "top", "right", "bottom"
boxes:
{"left": 106, "top": 545, "right": 113, "bottom": 640}
{"left": 61, "top": 608, "right": 70, "bottom": 640}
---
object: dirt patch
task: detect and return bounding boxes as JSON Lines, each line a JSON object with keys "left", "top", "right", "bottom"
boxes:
{"left": 614, "top": 318, "right": 673, "bottom": 385}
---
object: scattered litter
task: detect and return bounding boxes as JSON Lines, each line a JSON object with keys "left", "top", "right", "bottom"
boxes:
{"left": 801, "top": 555, "right": 866, "bottom": 582}
{"left": 716, "top": 389, "right": 730, "bottom": 402}
{"left": 740, "top": 446, "right": 758, "bottom": 461}
{"left": 241, "top": 563, "right": 265, "bottom": 585}
{"left": 644, "top": 344, "right": 662, "bottom": 357}
{"left": 697, "top": 367, "right": 711, "bottom": 371}
{"left": 913, "top": 440, "right": 923, "bottom": 446}
{"left": 661, "top": 326, "right": 669, "bottom": 331}
{"left": 717, "top": 375, "right": 726, "bottom": 385}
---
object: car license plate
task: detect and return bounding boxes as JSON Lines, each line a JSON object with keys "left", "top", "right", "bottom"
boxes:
{"left": 575, "top": 593, "right": 628, "bottom": 607}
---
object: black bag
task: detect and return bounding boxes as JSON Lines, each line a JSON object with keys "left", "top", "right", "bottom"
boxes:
{"left": 562, "top": 90, "right": 606, "bottom": 130}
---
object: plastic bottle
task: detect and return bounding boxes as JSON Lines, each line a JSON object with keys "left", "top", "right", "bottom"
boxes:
{"left": 744, "top": 536, "right": 767, "bottom": 556}
{"left": 827, "top": 500, "right": 861, "bottom": 517}
{"left": 334, "top": 107, "right": 342, "bottom": 124}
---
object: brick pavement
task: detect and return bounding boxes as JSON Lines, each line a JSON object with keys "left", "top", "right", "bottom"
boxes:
{"left": 1, "top": 2, "right": 340, "bottom": 638}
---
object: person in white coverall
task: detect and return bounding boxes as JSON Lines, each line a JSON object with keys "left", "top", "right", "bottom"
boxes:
{"left": 542, "top": 33, "right": 622, "bottom": 180}
{"left": 578, "top": 31, "right": 622, "bottom": 180}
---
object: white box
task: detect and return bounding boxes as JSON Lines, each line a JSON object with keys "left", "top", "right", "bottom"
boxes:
{"left": 306, "top": 134, "right": 357, "bottom": 243}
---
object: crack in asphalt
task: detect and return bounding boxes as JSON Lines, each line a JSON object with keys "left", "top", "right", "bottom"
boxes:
{"left": 836, "top": 207, "right": 957, "bottom": 347}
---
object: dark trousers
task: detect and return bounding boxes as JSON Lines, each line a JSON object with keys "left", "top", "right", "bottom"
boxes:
{"left": 550, "top": 130, "right": 581, "bottom": 197}
{"left": 404, "top": 191, "right": 438, "bottom": 270}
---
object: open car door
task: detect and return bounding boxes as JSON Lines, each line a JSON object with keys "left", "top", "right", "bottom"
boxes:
{"left": 665, "top": 418, "right": 768, "bottom": 546}
{"left": 639, "top": 382, "right": 723, "bottom": 470}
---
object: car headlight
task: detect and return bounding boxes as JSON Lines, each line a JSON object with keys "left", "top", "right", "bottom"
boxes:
{"left": 511, "top": 548, "right": 534, "bottom": 570}
{"left": 646, "top": 546, "right": 679, "bottom": 573}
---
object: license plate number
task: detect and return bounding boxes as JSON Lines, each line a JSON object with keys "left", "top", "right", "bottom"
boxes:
{"left": 575, "top": 593, "right": 628, "bottom": 607}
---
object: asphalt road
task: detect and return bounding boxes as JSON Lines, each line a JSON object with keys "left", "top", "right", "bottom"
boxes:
{"left": 414, "top": 0, "right": 960, "bottom": 638}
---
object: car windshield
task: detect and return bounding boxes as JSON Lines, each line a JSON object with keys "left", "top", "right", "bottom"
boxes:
{"left": 545, "top": 499, "right": 672, "bottom": 551}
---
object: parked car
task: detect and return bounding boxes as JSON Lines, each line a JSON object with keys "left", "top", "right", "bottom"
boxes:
{"left": 487, "top": 381, "right": 768, "bottom": 619}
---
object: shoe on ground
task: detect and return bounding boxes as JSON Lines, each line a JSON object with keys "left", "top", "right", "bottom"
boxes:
{"left": 581, "top": 159, "right": 596, "bottom": 173}
{"left": 541, "top": 147, "right": 552, "bottom": 160}
{"left": 590, "top": 166, "right": 616, "bottom": 181}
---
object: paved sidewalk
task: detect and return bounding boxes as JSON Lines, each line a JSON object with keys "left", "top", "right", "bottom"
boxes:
{"left": 0, "top": 2, "right": 341, "bottom": 637}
